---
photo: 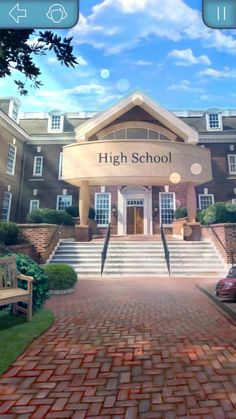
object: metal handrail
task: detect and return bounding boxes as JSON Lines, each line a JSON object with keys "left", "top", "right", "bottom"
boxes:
{"left": 45, "top": 223, "right": 64, "bottom": 250}
{"left": 101, "top": 223, "right": 111, "bottom": 276}
{"left": 0, "top": 243, "right": 16, "bottom": 255}
{"left": 160, "top": 223, "right": 170, "bottom": 276}
{"left": 208, "top": 225, "right": 236, "bottom": 266}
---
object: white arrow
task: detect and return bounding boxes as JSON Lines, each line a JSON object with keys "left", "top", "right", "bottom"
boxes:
{"left": 9, "top": 3, "right": 27, "bottom": 24}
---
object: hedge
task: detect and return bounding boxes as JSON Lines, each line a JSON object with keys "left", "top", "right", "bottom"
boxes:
{"left": 43, "top": 263, "right": 77, "bottom": 290}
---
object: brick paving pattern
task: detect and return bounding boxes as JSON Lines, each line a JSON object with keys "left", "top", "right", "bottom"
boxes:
{"left": 0, "top": 277, "right": 235, "bottom": 418}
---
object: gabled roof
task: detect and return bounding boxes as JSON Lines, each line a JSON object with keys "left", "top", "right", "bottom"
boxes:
{"left": 75, "top": 91, "right": 198, "bottom": 144}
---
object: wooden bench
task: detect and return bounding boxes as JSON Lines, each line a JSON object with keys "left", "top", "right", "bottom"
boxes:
{"left": 0, "top": 257, "right": 33, "bottom": 321}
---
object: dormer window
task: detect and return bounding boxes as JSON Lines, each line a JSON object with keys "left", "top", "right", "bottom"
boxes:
{"left": 206, "top": 112, "right": 222, "bottom": 131}
{"left": 48, "top": 111, "right": 64, "bottom": 133}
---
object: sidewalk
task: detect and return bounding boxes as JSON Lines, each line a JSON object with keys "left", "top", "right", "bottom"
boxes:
{"left": 0, "top": 277, "right": 235, "bottom": 418}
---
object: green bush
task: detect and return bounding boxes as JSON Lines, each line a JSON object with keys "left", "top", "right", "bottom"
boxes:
{"left": 66, "top": 206, "right": 96, "bottom": 220}
{"left": 198, "top": 202, "right": 236, "bottom": 225}
{"left": 43, "top": 263, "right": 77, "bottom": 290}
{"left": 174, "top": 207, "right": 187, "bottom": 219}
{"left": 0, "top": 222, "right": 20, "bottom": 245}
{"left": 26, "top": 208, "right": 74, "bottom": 225}
{"left": 16, "top": 254, "right": 49, "bottom": 311}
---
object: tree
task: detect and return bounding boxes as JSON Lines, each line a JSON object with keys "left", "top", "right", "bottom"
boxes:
{"left": 0, "top": 30, "right": 78, "bottom": 95}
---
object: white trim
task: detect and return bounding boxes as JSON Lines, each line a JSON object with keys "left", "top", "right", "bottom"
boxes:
{"left": 95, "top": 192, "right": 111, "bottom": 227}
{"left": 29, "top": 200, "right": 39, "bottom": 212}
{"left": 33, "top": 156, "right": 43, "bottom": 176}
{"left": 159, "top": 192, "right": 176, "bottom": 226}
{"left": 58, "top": 152, "right": 63, "bottom": 179}
{"left": 198, "top": 194, "right": 214, "bottom": 210}
{"left": 228, "top": 154, "right": 236, "bottom": 175}
{"left": 56, "top": 195, "right": 72, "bottom": 210}
{"left": 232, "top": 198, "right": 236, "bottom": 205}
{"left": 118, "top": 186, "right": 153, "bottom": 235}
{"left": 206, "top": 112, "right": 223, "bottom": 131}
{"left": 6, "top": 143, "right": 17, "bottom": 175}
{"left": 1, "top": 192, "right": 12, "bottom": 221}
{"left": 48, "top": 113, "right": 64, "bottom": 133}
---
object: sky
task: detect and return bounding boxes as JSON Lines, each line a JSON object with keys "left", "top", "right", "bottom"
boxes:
{"left": 1, "top": 0, "right": 236, "bottom": 112}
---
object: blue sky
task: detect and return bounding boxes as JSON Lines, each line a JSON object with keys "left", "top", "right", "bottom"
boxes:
{"left": 2, "top": 0, "right": 236, "bottom": 112}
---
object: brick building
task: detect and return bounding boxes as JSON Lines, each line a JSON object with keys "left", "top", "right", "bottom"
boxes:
{"left": 0, "top": 92, "right": 236, "bottom": 236}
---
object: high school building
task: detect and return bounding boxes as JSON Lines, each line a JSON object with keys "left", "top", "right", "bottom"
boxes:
{"left": 1, "top": 92, "right": 236, "bottom": 238}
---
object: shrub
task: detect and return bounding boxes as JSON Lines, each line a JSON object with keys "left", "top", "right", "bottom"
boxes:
{"left": 43, "top": 263, "right": 77, "bottom": 290}
{"left": 174, "top": 207, "right": 187, "bottom": 219}
{"left": 26, "top": 208, "right": 74, "bottom": 226}
{"left": 16, "top": 254, "right": 49, "bottom": 311}
{"left": 66, "top": 206, "right": 96, "bottom": 220}
{"left": 198, "top": 202, "right": 236, "bottom": 225}
{"left": 0, "top": 222, "right": 20, "bottom": 245}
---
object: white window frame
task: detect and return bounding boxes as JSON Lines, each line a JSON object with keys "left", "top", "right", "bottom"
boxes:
{"left": 29, "top": 200, "right": 40, "bottom": 212}
{"left": 6, "top": 143, "right": 17, "bottom": 175}
{"left": 95, "top": 192, "right": 111, "bottom": 227}
{"left": 58, "top": 152, "right": 63, "bottom": 179}
{"left": 228, "top": 154, "right": 236, "bottom": 175}
{"left": 232, "top": 199, "right": 236, "bottom": 205}
{"left": 206, "top": 113, "right": 222, "bottom": 131}
{"left": 199, "top": 194, "right": 214, "bottom": 210}
{"left": 48, "top": 113, "right": 64, "bottom": 133}
{"left": 56, "top": 195, "right": 72, "bottom": 211}
{"left": 159, "top": 192, "right": 176, "bottom": 226}
{"left": 1, "top": 192, "right": 12, "bottom": 221}
{"left": 33, "top": 156, "right": 43, "bottom": 176}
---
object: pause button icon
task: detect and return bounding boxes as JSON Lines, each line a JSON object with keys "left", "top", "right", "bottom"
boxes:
{"left": 217, "top": 5, "right": 227, "bottom": 21}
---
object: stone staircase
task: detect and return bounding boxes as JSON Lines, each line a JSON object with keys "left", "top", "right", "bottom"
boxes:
{"left": 49, "top": 239, "right": 227, "bottom": 277}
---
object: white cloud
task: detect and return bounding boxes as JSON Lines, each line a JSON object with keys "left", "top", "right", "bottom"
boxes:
{"left": 77, "top": 56, "right": 88, "bottom": 66}
{"left": 167, "top": 48, "right": 211, "bottom": 66}
{"left": 199, "top": 67, "right": 236, "bottom": 78}
{"left": 69, "top": 1, "right": 236, "bottom": 55}
{"left": 167, "top": 79, "right": 204, "bottom": 93}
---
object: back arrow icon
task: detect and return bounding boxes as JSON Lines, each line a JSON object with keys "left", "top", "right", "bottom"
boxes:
{"left": 9, "top": 3, "right": 27, "bottom": 23}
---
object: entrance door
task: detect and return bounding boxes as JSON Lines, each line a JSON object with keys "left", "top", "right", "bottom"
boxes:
{"left": 126, "top": 199, "right": 144, "bottom": 234}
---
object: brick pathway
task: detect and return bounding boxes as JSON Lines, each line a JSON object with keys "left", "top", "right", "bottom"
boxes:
{"left": 0, "top": 277, "right": 236, "bottom": 418}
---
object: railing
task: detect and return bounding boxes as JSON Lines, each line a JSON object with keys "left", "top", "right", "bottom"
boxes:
{"left": 45, "top": 223, "right": 64, "bottom": 250}
{"left": 0, "top": 243, "right": 16, "bottom": 255}
{"left": 208, "top": 225, "right": 236, "bottom": 266}
{"left": 101, "top": 223, "right": 111, "bottom": 276}
{"left": 160, "top": 223, "right": 170, "bottom": 276}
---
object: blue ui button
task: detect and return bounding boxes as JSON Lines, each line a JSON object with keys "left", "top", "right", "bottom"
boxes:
{"left": 203, "top": 0, "right": 236, "bottom": 29}
{"left": 0, "top": 0, "right": 79, "bottom": 28}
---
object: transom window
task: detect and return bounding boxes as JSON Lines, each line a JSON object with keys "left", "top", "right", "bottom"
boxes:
{"left": 56, "top": 195, "right": 72, "bottom": 211}
{"left": 33, "top": 156, "right": 43, "bottom": 176}
{"left": 1, "top": 192, "right": 12, "bottom": 221}
{"left": 29, "top": 200, "right": 39, "bottom": 212}
{"left": 95, "top": 193, "right": 111, "bottom": 227}
{"left": 160, "top": 193, "right": 175, "bottom": 225}
{"left": 199, "top": 194, "right": 214, "bottom": 210}
{"left": 228, "top": 155, "right": 236, "bottom": 175}
{"left": 101, "top": 128, "right": 172, "bottom": 141}
{"left": 6, "top": 144, "right": 17, "bottom": 175}
{"left": 127, "top": 199, "right": 144, "bottom": 207}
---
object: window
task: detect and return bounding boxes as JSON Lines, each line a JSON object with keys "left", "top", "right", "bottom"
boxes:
{"left": 1, "top": 192, "right": 12, "bottom": 221}
{"left": 199, "top": 194, "right": 214, "bottom": 210}
{"left": 12, "top": 103, "right": 19, "bottom": 122}
{"left": 29, "top": 200, "right": 39, "bottom": 212}
{"left": 228, "top": 155, "right": 236, "bottom": 175}
{"left": 232, "top": 199, "right": 236, "bottom": 205}
{"left": 127, "top": 199, "right": 144, "bottom": 206}
{"left": 6, "top": 144, "right": 17, "bottom": 175}
{"left": 33, "top": 156, "right": 43, "bottom": 176}
{"left": 48, "top": 113, "right": 64, "bottom": 132}
{"left": 56, "top": 195, "right": 72, "bottom": 210}
{"left": 95, "top": 193, "right": 111, "bottom": 226}
{"left": 58, "top": 152, "right": 63, "bottom": 179}
{"left": 159, "top": 193, "right": 175, "bottom": 225}
{"left": 101, "top": 127, "right": 172, "bottom": 141}
{"left": 206, "top": 113, "right": 222, "bottom": 130}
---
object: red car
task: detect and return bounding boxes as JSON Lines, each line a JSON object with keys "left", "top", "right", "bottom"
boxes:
{"left": 216, "top": 266, "right": 236, "bottom": 301}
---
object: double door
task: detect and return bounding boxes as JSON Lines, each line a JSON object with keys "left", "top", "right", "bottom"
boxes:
{"left": 126, "top": 199, "right": 144, "bottom": 234}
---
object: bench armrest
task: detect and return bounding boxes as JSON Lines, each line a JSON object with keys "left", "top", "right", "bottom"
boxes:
{"left": 16, "top": 273, "right": 34, "bottom": 282}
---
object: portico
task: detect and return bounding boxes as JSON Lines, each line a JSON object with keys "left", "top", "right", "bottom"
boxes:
{"left": 62, "top": 92, "right": 212, "bottom": 240}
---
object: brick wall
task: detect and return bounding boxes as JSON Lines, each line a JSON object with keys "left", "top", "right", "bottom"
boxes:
{"left": 19, "top": 224, "right": 75, "bottom": 263}
{"left": 201, "top": 223, "right": 236, "bottom": 264}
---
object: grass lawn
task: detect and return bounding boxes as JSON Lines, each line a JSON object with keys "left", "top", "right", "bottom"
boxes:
{"left": 0, "top": 308, "right": 54, "bottom": 376}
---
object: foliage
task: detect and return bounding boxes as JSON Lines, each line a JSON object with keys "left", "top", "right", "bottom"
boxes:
{"left": 43, "top": 263, "right": 77, "bottom": 290}
{"left": 16, "top": 254, "right": 49, "bottom": 310}
{"left": 174, "top": 207, "right": 187, "bottom": 219}
{"left": 0, "top": 222, "right": 20, "bottom": 245}
{"left": 0, "top": 308, "right": 54, "bottom": 375}
{"left": 66, "top": 206, "right": 96, "bottom": 220}
{"left": 0, "top": 30, "right": 77, "bottom": 95}
{"left": 26, "top": 208, "right": 74, "bottom": 225}
{"left": 198, "top": 202, "right": 236, "bottom": 225}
